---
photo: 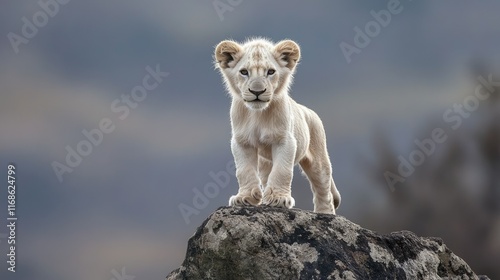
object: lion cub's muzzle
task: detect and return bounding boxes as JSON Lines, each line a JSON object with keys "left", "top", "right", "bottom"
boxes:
{"left": 248, "top": 88, "right": 267, "bottom": 102}
{"left": 244, "top": 79, "right": 271, "bottom": 102}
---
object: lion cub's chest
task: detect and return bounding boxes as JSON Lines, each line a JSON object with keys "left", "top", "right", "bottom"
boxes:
{"left": 234, "top": 124, "right": 278, "bottom": 147}
{"left": 233, "top": 115, "right": 284, "bottom": 148}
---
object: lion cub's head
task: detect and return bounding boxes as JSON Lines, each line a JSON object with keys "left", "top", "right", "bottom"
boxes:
{"left": 214, "top": 38, "right": 301, "bottom": 111}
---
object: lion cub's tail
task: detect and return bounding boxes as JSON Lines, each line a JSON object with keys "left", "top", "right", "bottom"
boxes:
{"left": 331, "top": 178, "right": 341, "bottom": 209}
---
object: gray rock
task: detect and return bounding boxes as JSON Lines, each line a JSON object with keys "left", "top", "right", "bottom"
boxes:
{"left": 167, "top": 206, "right": 489, "bottom": 280}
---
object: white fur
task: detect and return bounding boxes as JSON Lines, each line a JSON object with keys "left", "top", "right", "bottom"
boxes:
{"left": 214, "top": 38, "right": 341, "bottom": 214}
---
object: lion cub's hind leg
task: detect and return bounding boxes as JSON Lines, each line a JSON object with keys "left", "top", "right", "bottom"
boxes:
{"left": 258, "top": 156, "right": 273, "bottom": 191}
{"left": 299, "top": 155, "right": 336, "bottom": 214}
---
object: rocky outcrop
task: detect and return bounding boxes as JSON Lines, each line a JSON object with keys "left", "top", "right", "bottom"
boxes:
{"left": 167, "top": 206, "right": 489, "bottom": 280}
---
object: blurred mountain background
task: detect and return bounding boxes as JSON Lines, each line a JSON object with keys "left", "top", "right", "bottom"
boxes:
{"left": 0, "top": 1, "right": 499, "bottom": 279}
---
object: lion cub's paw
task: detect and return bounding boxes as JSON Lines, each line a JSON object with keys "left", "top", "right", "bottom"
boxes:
{"left": 228, "top": 188, "right": 262, "bottom": 206}
{"left": 262, "top": 190, "right": 295, "bottom": 209}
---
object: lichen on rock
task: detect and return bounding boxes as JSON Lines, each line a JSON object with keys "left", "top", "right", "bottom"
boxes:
{"left": 167, "top": 206, "right": 489, "bottom": 280}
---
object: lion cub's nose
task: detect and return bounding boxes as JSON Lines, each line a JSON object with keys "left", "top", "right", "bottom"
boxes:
{"left": 249, "top": 88, "right": 266, "bottom": 97}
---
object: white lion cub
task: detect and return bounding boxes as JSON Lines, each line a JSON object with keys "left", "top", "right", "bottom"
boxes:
{"left": 214, "top": 38, "right": 341, "bottom": 214}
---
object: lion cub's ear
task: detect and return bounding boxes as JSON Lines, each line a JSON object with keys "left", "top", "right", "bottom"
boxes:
{"left": 274, "top": 40, "right": 301, "bottom": 70}
{"left": 214, "top": 40, "right": 243, "bottom": 69}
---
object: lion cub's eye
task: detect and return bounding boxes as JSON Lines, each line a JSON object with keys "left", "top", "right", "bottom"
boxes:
{"left": 239, "top": 69, "right": 248, "bottom": 76}
{"left": 267, "top": 69, "right": 276, "bottom": 75}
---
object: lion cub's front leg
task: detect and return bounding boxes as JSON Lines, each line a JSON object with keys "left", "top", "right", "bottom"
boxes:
{"left": 261, "top": 139, "right": 296, "bottom": 209}
{"left": 229, "top": 140, "right": 263, "bottom": 206}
